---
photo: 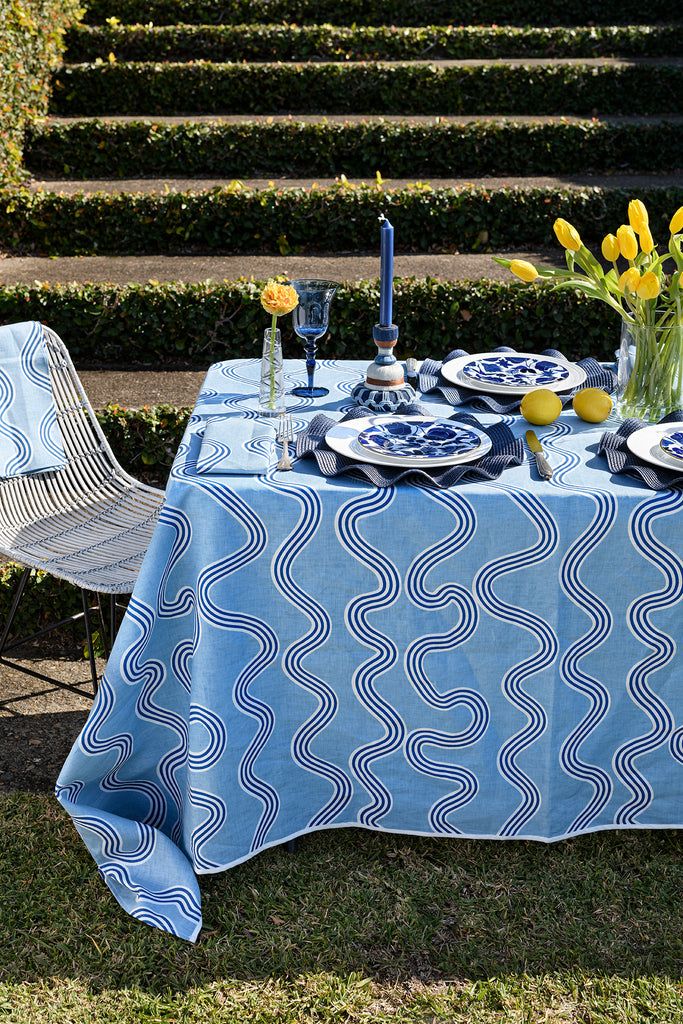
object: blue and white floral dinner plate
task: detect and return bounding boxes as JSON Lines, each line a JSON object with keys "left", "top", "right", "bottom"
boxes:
{"left": 358, "top": 419, "right": 481, "bottom": 460}
{"left": 441, "top": 352, "right": 586, "bottom": 395}
{"left": 626, "top": 423, "right": 683, "bottom": 471}
{"left": 325, "top": 415, "right": 492, "bottom": 468}
{"left": 659, "top": 430, "right": 683, "bottom": 462}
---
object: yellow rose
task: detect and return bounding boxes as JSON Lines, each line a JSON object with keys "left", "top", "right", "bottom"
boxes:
{"left": 636, "top": 271, "right": 660, "bottom": 300}
{"left": 509, "top": 259, "right": 539, "bottom": 283}
{"left": 628, "top": 199, "right": 649, "bottom": 234}
{"left": 616, "top": 224, "right": 638, "bottom": 261}
{"left": 553, "top": 218, "right": 581, "bottom": 252}
{"left": 260, "top": 280, "right": 299, "bottom": 317}
{"left": 670, "top": 207, "right": 683, "bottom": 234}
{"left": 601, "top": 234, "right": 620, "bottom": 261}
{"left": 618, "top": 267, "right": 641, "bottom": 294}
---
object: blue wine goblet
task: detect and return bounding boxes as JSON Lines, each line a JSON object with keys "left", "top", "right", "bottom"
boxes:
{"left": 288, "top": 279, "right": 339, "bottom": 398}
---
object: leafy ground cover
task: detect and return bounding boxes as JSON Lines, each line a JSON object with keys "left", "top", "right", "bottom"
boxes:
{"left": 1, "top": 792, "right": 683, "bottom": 1022}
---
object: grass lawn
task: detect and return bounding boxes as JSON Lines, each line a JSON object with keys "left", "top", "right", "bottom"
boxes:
{"left": 1, "top": 793, "right": 683, "bottom": 1022}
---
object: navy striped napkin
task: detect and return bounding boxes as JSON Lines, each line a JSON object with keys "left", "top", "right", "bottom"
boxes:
{"left": 419, "top": 346, "right": 616, "bottom": 415}
{"left": 296, "top": 403, "right": 524, "bottom": 489}
{"left": 598, "top": 412, "right": 683, "bottom": 491}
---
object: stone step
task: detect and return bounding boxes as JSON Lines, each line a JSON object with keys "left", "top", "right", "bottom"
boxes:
{"left": 25, "top": 173, "right": 683, "bottom": 195}
{"left": 0, "top": 251, "right": 551, "bottom": 287}
{"left": 80, "top": 368, "right": 209, "bottom": 409}
{"left": 41, "top": 113, "right": 683, "bottom": 126}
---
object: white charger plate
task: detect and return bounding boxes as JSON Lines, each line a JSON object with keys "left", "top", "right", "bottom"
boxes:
{"left": 440, "top": 352, "right": 586, "bottom": 395}
{"left": 626, "top": 423, "right": 683, "bottom": 471}
{"left": 325, "top": 415, "right": 492, "bottom": 469}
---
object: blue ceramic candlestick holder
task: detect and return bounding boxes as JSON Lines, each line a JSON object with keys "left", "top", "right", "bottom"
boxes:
{"left": 352, "top": 321, "right": 417, "bottom": 414}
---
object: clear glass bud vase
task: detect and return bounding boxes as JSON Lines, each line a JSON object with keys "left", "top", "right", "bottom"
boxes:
{"left": 616, "top": 319, "right": 683, "bottom": 423}
{"left": 258, "top": 327, "right": 286, "bottom": 417}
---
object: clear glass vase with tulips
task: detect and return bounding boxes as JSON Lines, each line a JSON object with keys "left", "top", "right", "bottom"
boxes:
{"left": 494, "top": 200, "right": 683, "bottom": 422}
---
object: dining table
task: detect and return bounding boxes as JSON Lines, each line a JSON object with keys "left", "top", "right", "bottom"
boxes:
{"left": 56, "top": 355, "right": 683, "bottom": 942}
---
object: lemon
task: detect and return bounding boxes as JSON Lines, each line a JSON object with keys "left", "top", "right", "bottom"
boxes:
{"left": 520, "top": 388, "right": 562, "bottom": 425}
{"left": 572, "top": 387, "right": 613, "bottom": 423}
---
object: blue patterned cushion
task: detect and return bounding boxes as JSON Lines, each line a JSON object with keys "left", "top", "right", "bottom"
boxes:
{"left": 0, "top": 321, "right": 67, "bottom": 477}
{"left": 195, "top": 415, "right": 276, "bottom": 474}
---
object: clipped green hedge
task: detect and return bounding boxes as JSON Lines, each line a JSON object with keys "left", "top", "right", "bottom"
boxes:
{"left": 0, "top": 278, "right": 619, "bottom": 368}
{"left": 3, "top": 183, "right": 682, "bottom": 258}
{"left": 24, "top": 116, "right": 683, "bottom": 179}
{"left": 79, "top": 0, "right": 676, "bottom": 27}
{"left": 64, "top": 23, "right": 683, "bottom": 62}
{"left": 50, "top": 60, "right": 683, "bottom": 118}
{"left": 0, "top": 0, "right": 82, "bottom": 185}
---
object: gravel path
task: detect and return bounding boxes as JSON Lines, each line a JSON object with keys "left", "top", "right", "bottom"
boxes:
{"left": 0, "top": 655, "right": 96, "bottom": 794}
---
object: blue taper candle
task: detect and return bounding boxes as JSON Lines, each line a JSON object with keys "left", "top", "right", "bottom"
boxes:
{"left": 379, "top": 216, "right": 394, "bottom": 327}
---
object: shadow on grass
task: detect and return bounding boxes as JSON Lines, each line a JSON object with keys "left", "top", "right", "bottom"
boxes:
{"left": 1, "top": 792, "right": 683, "bottom": 993}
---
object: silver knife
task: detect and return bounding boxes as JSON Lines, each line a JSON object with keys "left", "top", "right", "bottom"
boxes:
{"left": 526, "top": 429, "right": 553, "bottom": 480}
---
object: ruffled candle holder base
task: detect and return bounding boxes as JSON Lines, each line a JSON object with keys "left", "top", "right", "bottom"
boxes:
{"left": 352, "top": 322, "right": 416, "bottom": 414}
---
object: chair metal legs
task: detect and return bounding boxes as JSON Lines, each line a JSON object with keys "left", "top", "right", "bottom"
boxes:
{"left": 0, "top": 566, "right": 124, "bottom": 708}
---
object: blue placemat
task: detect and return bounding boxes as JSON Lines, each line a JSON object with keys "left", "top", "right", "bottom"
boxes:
{"left": 419, "top": 346, "right": 616, "bottom": 415}
{"left": 296, "top": 403, "right": 524, "bottom": 489}
{"left": 598, "top": 411, "right": 683, "bottom": 490}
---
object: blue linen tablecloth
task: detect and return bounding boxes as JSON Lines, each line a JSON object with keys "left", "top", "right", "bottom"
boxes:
{"left": 57, "top": 359, "right": 683, "bottom": 942}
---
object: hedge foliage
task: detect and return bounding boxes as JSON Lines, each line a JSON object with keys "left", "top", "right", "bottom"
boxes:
{"left": 24, "top": 116, "right": 683, "bottom": 179}
{"left": 65, "top": 23, "right": 683, "bottom": 62}
{"left": 79, "top": 0, "right": 676, "bottom": 27}
{"left": 0, "top": 0, "right": 82, "bottom": 185}
{"left": 0, "top": 278, "right": 619, "bottom": 369}
{"left": 50, "top": 60, "right": 683, "bottom": 118}
{"left": 3, "top": 183, "right": 683, "bottom": 258}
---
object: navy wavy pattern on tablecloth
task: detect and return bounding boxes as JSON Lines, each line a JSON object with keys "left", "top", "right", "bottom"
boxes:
{"left": 473, "top": 485, "right": 559, "bottom": 836}
{"left": 615, "top": 488, "right": 683, "bottom": 823}
{"left": 340, "top": 488, "right": 405, "bottom": 828}
{"left": 262, "top": 470, "right": 354, "bottom": 828}
{"left": 403, "top": 485, "right": 489, "bottom": 833}
{"left": 549, "top": 421, "right": 616, "bottom": 833}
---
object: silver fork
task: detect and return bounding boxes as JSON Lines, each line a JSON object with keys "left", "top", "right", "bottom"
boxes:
{"left": 277, "top": 413, "right": 295, "bottom": 471}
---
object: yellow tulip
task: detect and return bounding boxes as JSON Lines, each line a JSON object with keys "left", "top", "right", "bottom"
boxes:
{"left": 509, "top": 259, "right": 539, "bottom": 283}
{"left": 601, "top": 234, "right": 620, "bottom": 261}
{"left": 618, "top": 267, "right": 640, "bottom": 294}
{"left": 553, "top": 218, "right": 581, "bottom": 252}
{"left": 670, "top": 206, "right": 683, "bottom": 234}
{"left": 617, "top": 224, "right": 638, "bottom": 261}
{"left": 260, "top": 280, "right": 299, "bottom": 317}
{"left": 638, "top": 223, "right": 654, "bottom": 254}
{"left": 628, "top": 199, "right": 649, "bottom": 234}
{"left": 636, "top": 271, "right": 660, "bottom": 300}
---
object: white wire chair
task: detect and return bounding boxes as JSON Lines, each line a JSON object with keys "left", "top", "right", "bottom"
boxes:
{"left": 0, "top": 325, "right": 166, "bottom": 704}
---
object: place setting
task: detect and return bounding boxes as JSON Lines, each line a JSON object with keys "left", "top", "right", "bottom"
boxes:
{"left": 418, "top": 346, "right": 616, "bottom": 414}
{"left": 296, "top": 404, "right": 524, "bottom": 488}
{"left": 598, "top": 413, "right": 683, "bottom": 490}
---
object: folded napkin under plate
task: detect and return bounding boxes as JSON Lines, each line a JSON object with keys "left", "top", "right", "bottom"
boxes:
{"left": 598, "top": 412, "right": 683, "bottom": 491}
{"left": 296, "top": 403, "right": 524, "bottom": 489}
{"left": 0, "top": 321, "right": 67, "bottom": 477}
{"left": 419, "top": 346, "right": 615, "bottom": 414}
{"left": 196, "top": 415, "right": 276, "bottom": 475}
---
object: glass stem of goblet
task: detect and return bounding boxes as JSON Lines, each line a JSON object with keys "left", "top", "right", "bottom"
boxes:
{"left": 305, "top": 339, "right": 317, "bottom": 391}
